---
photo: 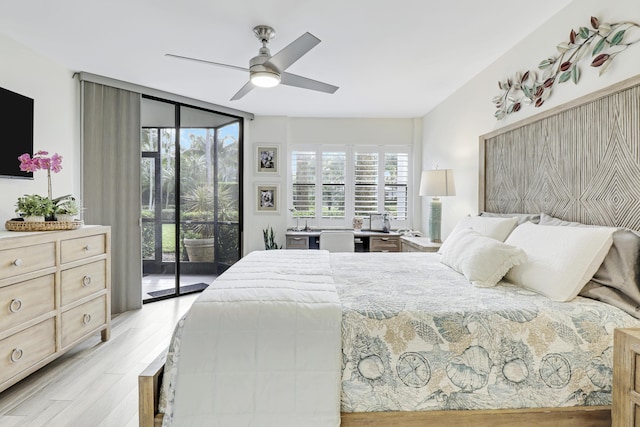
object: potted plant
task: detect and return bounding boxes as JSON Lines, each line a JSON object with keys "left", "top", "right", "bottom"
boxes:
{"left": 15, "top": 194, "right": 54, "bottom": 222}
{"left": 263, "top": 226, "right": 282, "bottom": 250}
{"left": 54, "top": 195, "right": 79, "bottom": 222}
{"left": 182, "top": 185, "right": 215, "bottom": 262}
{"left": 18, "top": 150, "right": 63, "bottom": 200}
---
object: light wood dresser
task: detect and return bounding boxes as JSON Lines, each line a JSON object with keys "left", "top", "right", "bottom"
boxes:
{"left": 0, "top": 225, "right": 110, "bottom": 393}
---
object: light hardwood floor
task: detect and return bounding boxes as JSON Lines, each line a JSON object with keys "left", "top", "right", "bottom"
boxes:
{"left": 0, "top": 294, "right": 198, "bottom": 427}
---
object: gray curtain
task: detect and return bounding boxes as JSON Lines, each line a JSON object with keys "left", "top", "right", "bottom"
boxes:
{"left": 81, "top": 81, "right": 142, "bottom": 313}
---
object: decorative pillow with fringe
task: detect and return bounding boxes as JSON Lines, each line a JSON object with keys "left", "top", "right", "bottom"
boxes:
{"left": 440, "top": 227, "right": 527, "bottom": 287}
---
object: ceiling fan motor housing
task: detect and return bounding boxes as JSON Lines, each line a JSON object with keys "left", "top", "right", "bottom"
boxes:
{"left": 249, "top": 56, "right": 280, "bottom": 87}
{"left": 249, "top": 36, "right": 280, "bottom": 87}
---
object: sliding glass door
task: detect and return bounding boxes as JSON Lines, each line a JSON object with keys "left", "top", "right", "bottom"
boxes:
{"left": 141, "top": 98, "right": 242, "bottom": 302}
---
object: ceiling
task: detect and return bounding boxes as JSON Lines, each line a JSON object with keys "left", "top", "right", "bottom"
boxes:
{"left": 0, "top": 0, "right": 573, "bottom": 118}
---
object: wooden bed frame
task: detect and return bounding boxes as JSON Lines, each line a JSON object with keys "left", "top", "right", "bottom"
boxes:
{"left": 139, "top": 350, "right": 610, "bottom": 427}
{"left": 139, "top": 73, "right": 640, "bottom": 426}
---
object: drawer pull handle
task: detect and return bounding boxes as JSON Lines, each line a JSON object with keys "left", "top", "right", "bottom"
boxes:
{"left": 83, "top": 245, "right": 90, "bottom": 251}
{"left": 83, "top": 314, "right": 92, "bottom": 325}
{"left": 381, "top": 238, "right": 389, "bottom": 241}
{"left": 10, "top": 348, "right": 23, "bottom": 363}
{"left": 9, "top": 299, "right": 22, "bottom": 313}
{"left": 293, "top": 238, "right": 304, "bottom": 241}
{"left": 12, "top": 258, "right": 23, "bottom": 267}
{"left": 82, "top": 275, "right": 92, "bottom": 287}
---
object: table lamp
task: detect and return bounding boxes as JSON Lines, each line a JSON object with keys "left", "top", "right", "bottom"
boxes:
{"left": 419, "top": 169, "right": 456, "bottom": 243}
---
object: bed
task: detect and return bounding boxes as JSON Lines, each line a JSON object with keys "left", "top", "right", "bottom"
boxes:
{"left": 140, "top": 74, "right": 640, "bottom": 427}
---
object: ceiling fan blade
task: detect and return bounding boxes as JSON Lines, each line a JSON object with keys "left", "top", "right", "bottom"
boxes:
{"left": 230, "top": 81, "right": 255, "bottom": 101}
{"left": 280, "top": 72, "right": 339, "bottom": 94}
{"left": 265, "top": 32, "right": 320, "bottom": 72}
{"left": 165, "top": 53, "right": 248, "bottom": 73}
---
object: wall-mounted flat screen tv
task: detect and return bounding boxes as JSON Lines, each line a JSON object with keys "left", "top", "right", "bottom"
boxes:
{"left": 0, "top": 86, "right": 34, "bottom": 179}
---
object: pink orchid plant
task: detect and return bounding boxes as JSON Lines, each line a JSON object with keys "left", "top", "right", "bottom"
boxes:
{"left": 18, "top": 150, "right": 63, "bottom": 200}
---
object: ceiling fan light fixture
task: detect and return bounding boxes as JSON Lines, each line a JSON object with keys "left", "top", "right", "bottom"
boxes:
{"left": 250, "top": 70, "right": 281, "bottom": 88}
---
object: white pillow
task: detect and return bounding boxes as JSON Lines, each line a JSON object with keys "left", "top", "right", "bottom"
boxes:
{"left": 440, "top": 228, "right": 527, "bottom": 287}
{"left": 443, "top": 215, "right": 518, "bottom": 244}
{"left": 505, "top": 222, "right": 615, "bottom": 301}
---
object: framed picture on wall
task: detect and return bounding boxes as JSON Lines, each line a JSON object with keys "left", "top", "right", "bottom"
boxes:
{"left": 256, "top": 184, "right": 279, "bottom": 213}
{"left": 256, "top": 144, "right": 279, "bottom": 174}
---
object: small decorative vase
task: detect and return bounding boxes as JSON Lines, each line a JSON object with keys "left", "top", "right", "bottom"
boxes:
{"left": 352, "top": 217, "right": 363, "bottom": 230}
{"left": 382, "top": 214, "right": 391, "bottom": 233}
{"left": 56, "top": 214, "right": 75, "bottom": 222}
{"left": 24, "top": 215, "right": 45, "bottom": 223}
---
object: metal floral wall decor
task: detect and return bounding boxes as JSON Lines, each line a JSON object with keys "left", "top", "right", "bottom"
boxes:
{"left": 493, "top": 16, "right": 640, "bottom": 120}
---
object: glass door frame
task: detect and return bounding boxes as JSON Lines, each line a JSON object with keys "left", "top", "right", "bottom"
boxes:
{"left": 142, "top": 95, "right": 244, "bottom": 303}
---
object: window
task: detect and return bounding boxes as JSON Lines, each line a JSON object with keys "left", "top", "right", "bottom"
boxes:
{"left": 354, "top": 152, "right": 378, "bottom": 216}
{"left": 384, "top": 152, "right": 409, "bottom": 221}
{"left": 291, "top": 151, "right": 316, "bottom": 218}
{"left": 322, "top": 151, "right": 346, "bottom": 218}
{"left": 290, "top": 146, "right": 411, "bottom": 228}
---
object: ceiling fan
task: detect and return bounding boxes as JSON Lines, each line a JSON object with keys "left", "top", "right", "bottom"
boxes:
{"left": 166, "top": 25, "right": 339, "bottom": 101}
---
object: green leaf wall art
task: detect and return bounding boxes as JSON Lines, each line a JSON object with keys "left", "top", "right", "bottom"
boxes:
{"left": 493, "top": 16, "right": 640, "bottom": 120}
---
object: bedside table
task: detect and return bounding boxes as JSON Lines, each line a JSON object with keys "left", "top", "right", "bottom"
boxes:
{"left": 400, "top": 236, "right": 441, "bottom": 253}
{"left": 613, "top": 328, "right": 640, "bottom": 426}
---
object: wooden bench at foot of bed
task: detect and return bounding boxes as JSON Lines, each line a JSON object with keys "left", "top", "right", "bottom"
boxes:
{"left": 138, "top": 350, "right": 611, "bottom": 427}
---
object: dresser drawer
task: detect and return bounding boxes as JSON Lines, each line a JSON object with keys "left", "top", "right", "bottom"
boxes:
{"left": 0, "top": 243, "right": 56, "bottom": 280}
{"left": 60, "top": 234, "right": 106, "bottom": 264}
{"left": 60, "top": 260, "right": 107, "bottom": 306}
{"left": 400, "top": 237, "right": 441, "bottom": 253}
{"left": 370, "top": 236, "right": 400, "bottom": 252}
{"left": 0, "top": 318, "right": 55, "bottom": 385}
{"left": 401, "top": 242, "right": 421, "bottom": 252}
{"left": 0, "top": 275, "right": 55, "bottom": 332}
{"left": 286, "top": 236, "right": 309, "bottom": 249}
{"left": 61, "top": 295, "right": 107, "bottom": 348}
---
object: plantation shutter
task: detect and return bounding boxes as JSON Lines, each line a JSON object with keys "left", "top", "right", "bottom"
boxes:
{"left": 291, "top": 150, "right": 316, "bottom": 217}
{"left": 321, "top": 151, "right": 346, "bottom": 218}
{"left": 384, "top": 152, "right": 409, "bottom": 220}
{"left": 354, "top": 152, "right": 379, "bottom": 216}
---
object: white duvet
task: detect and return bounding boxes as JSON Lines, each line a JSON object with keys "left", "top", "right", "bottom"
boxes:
{"left": 166, "top": 250, "right": 342, "bottom": 427}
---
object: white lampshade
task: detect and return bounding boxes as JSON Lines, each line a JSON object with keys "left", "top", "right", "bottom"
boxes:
{"left": 250, "top": 70, "right": 281, "bottom": 88}
{"left": 419, "top": 169, "right": 456, "bottom": 197}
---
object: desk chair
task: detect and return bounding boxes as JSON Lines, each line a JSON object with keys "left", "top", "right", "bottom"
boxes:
{"left": 319, "top": 231, "right": 355, "bottom": 252}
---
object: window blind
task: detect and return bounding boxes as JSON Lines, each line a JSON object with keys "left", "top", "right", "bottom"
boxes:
{"left": 290, "top": 146, "right": 411, "bottom": 228}
{"left": 322, "top": 151, "right": 346, "bottom": 218}
{"left": 291, "top": 151, "right": 316, "bottom": 217}
{"left": 354, "top": 152, "right": 379, "bottom": 216}
{"left": 384, "top": 152, "right": 409, "bottom": 220}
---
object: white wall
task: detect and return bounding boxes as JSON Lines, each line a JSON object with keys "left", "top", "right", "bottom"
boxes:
{"left": 0, "top": 32, "right": 79, "bottom": 223}
{"left": 243, "top": 116, "right": 422, "bottom": 254}
{"left": 422, "top": 0, "right": 640, "bottom": 239}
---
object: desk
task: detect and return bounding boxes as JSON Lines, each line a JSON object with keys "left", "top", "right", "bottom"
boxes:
{"left": 285, "top": 230, "right": 401, "bottom": 252}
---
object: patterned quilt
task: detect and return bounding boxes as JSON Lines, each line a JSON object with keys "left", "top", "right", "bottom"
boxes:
{"left": 160, "top": 250, "right": 640, "bottom": 421}
{"left": 335, "top": 252, "right": 640, "bottom": 412}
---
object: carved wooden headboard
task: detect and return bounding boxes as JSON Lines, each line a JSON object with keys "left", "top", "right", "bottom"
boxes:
{"left": 479, "top": 74, "right": 640, "bottom": 231}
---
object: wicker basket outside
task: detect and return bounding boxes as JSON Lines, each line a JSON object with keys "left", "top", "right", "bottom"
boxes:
{"left": 5, "top": 220, "right": 84, "bottom": 232}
